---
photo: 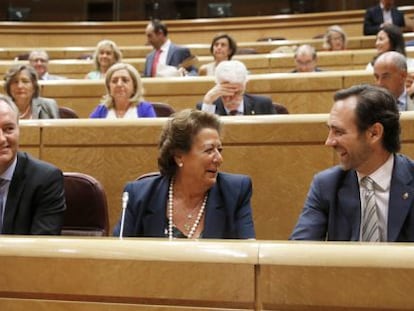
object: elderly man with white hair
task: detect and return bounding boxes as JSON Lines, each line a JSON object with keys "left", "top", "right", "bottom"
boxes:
{"left": 196, "top": 60, "right": 276, "bottom": 116}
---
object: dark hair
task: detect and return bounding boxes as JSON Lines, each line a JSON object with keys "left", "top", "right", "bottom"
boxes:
{"left": 4, "top": 64, "right": 40, "bottom": 99}
{"left": 378, "top": 24, "right": 406, "bottom": 56}
{"left": 158, "top": 109, "right": 222, "bottom": 177}
{"left": 150, "top": 19, "right": 168, "bottom": 37}
{"left": 334, "top": 84, "right": 400, "bottom": 153}
{"left": 210, "top": 33, "right": 237, "bottom": 60}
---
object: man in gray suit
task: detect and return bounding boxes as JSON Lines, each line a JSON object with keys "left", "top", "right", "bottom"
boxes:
{"left": 197, "top": 60, "right": 276, "bottom": 116}
{"left": 0, "top": 95, "right": 65, "bottom": 234}
{"left": 29, "top": 50, "right": 66, "bottom": 80}
{"left": 144, "top": 19, "right": 197, "bottom": 77}
{"left": 373, "top": 51, "right": 414, "bottom": 111}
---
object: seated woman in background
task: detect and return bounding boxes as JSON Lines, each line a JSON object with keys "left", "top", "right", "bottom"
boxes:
{"left": 198, "top": 33, "right": 237, "bottom": 76}
{"left": 4, "top": 64, "right": 59, "bottom": 119}
{"left": 322, "top": 25, "right": 347, "bottom": 51}
{"left": 113, "top": 109, "right": 255, "bottom": 239}
{"left": 90, "top": 63, "right": 156, "bottom": 118}
{"left": 85, "top": 39, "right": 122, "bottom": 80}
{"left": 366, "top": 24, "right": 414, "bottom": 71}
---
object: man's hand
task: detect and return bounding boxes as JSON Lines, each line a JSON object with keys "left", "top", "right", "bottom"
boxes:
{"left": 203, "top": 82, "right": 242, "bottom": 104}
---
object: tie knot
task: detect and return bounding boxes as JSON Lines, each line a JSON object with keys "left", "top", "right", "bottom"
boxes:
{"left": 361, "top": 176, "right": 375, "bottom": 191}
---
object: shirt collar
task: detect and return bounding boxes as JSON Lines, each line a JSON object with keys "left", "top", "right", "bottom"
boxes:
{"left": 357, "top": 153, "right": 394, "bottom": 191}
{"left": 0, "top": 156, "right": 17, "bottom": 182}
{"left": 224, "top": 98, "right": 244, "bottom": 115}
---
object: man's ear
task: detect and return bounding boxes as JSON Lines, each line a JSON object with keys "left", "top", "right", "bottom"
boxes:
{"left": 367, "top": 122, "right": 384, "bottom": 144}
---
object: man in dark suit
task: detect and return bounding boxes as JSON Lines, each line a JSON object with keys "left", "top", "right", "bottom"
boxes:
{"left": 373, "top": 51, "right": 414, "bottom": 111}
{"left": 0, "top": 95, "right": 65, "bottom": 234}
{"left": 29, "top": 50, "right": 66, "bottom": 80}
{"left": 144, "top": 19, "right": 197, "bottom": 77}
{"left": 363, "top": 0, "right": 406, "bottom": 35}
{"left": 196, "top": 60, "right": 276, "bottom": 116}
{"left": 290, "top": 84, "right": 414, "bottom": 242}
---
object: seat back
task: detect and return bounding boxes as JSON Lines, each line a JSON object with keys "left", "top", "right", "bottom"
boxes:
{"left": 59, "top": 106, "right": 79, "bottom": 118}
{"left": 273, "top": 102, "right": 289, "bottom": 114}
{"left": 62, "top": 172, "right": 109, "bottom": 236}
{"left": 152, "top": 102, "right": 175, "bottom": 117}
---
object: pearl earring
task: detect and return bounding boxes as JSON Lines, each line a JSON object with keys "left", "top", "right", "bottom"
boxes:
{"left": 178, "top": 163, "right": 183, "bottom": 167}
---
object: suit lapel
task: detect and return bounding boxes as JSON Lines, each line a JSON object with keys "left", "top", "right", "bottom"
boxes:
{"left": 388, "top": 156, "right": 414, "bottom": 241}
{"left": 3, "top": 152, "right": 26, "bottom": 233}
{"left": 142, "top": 177, "right": 169, "bottom": 236}
{"left": 215, "top": 99, "right": 228, "bottom": 115}
{"left": 336, "top": 171, "right": 361, "bottom": 240}
{"left": 203, "top": 183, "right": 225, "bottom": 238}
{"left": 166, "top": 44, "right": 176, "bottom": 65}
{"left": 243, "top": 95, "right": 254, "bottom": 115}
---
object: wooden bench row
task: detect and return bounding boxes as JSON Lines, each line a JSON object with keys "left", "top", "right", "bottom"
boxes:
{"left": 18, "top": 113, "right": 414, "bottom": 240}
{"left": 0, "top": 7, "right": 413, "bottom": 47}
{"left": 1, "top": 48, "right": 413, "bottom": 80}
{"left": 1, "top": 237, "right": 414, "bottom": 310}
{"left": 2, "top": 32, "right": 414, "bottom": 61}
{"left": 0, "top": 70, "right": 375, "bottom": 117}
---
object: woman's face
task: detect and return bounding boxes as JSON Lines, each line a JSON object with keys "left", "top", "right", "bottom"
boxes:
{"left": 109, "top": 69, "right": 135, "bottom": 103}
{"left": 98, "top": 46, "right": 116, "bottom": 70}
{"left": 212, "top": 38, "right": 232, "bottom": 62}
{"left": 9, "top": 70, "right": 34, "bottom": 104}
{"left": 176, "top": 127, "right": 223, "bottom": 190}
{"left": 375, "top": 30, "right": 391, "bottom": 54}
{"left": 329, "top": 32, "right": 345, "bottom": 51}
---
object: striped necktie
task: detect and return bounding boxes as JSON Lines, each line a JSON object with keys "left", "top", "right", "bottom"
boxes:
{"left": 361, "top": 176, "right": 380, "bottom": 242}
{"left": 0, "top": 178, "right": 8, "bottom": 233}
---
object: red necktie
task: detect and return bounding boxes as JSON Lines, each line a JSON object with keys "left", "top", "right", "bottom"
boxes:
{"left": 151, "top": 49, "right": 161, "bottom": 77}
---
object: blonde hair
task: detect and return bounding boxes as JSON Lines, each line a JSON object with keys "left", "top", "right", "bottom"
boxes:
{"left": 323, "top": 25, "right": 347, "bottom": 50}
{"left": 92, "top": 39, "right": 122, "bottom": 70}
{"left": 103, "top": 63, "right": 144, "bottom": 108}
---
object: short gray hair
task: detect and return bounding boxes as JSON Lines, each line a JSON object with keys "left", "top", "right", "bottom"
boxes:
{"left": 215, "top": 60, "right": 248, "bottom": 85}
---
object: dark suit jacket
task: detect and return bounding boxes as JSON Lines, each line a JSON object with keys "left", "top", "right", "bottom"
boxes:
{"left": 113, "top": 172, "right": 255, "bottom": 239}
{"left": 290, "top": 154, "right": 414, "bottom": 242}
{"left": 2, "top": 152, "right": 66, "bottom": 234}
{"left": 196, "top": 93, "right": 277, "bottom": 116}
{"left": 144, "top": 43, "right": 197, "bottom": 77}
{"left": 363, "top": 5, "right": 405, "bottom": 35}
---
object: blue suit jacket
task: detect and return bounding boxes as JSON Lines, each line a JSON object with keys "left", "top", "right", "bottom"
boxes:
{"left": 363, "top": 5, "right": 405, "bottom": 35}
{"left": 290, "top": 154, "right": 414, "bottom": 242}
{"left": 144, "top": 43, "right": 197, "bottom": 77}
{"left": 113, "top": 172, "right": 255, "bottom": 239}
{"left": 196, "top": 94, "right": 277, "bottom": 116}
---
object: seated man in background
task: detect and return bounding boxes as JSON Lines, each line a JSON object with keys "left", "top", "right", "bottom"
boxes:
{"left": 196, "top": 60, "right": 276, "bottom": 116}
{"left": 0, "top": 94, "right": 66, "bottom": 234}
{"left": 291, "top": 44, "right": 322, "bottom": 73}
{"left": 29, "top": 50, "right": 66, "bottom": 80}
{"left": 363, "top": 0, "right": 408, "bottom": 36}
{"left": 290, "top": 84, "right": 414, "bottom": 242}
{"left": 373, "top": 51, "right": 414, "bottom": 111}
{"left": 144, "top": 19, "right": 197, "bottom": 77}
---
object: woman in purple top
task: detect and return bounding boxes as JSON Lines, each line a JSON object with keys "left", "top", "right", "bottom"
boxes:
{"left": 90, "top": 63, "right": 156, "bottom": 119}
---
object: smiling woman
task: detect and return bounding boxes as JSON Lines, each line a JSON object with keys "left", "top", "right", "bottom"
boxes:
{"left": 112, "top": 109, "right": 256, "bottom": 239}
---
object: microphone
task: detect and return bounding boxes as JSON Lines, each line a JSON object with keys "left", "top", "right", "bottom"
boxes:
{"left": 119, "top": 191, "right": 129, "bottom": 239}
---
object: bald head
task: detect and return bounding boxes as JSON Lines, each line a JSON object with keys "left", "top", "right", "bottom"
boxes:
{"left": 373, "top": 51, "right": 407, "bottom": 98}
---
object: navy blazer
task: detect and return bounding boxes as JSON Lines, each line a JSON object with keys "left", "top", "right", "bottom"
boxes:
{"left": 196, "top": 93, "right": 277, "bottom": 116}
{"left": 2, "top": 152, "right": 66, "bottom": 234}
{"left": 290, "top": 154, "right": 414, "bottom": 242}
{"left": 113, "top": 172, "right": 255, "bottom": 239}
{"left": 144, "top": 43, "right": 197, "bottom": 77}
{"left": 363, "top": 5, "right": 405, "bottom": 35}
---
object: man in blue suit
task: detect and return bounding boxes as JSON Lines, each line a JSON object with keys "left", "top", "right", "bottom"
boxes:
{"left": 144, "top": 19, "right": 197, "bottom": 77}
{"left": 290, "top": 84, "right": 414, "bottom": 242}
{"left": 363, "top": 0, "right": 406, "bottom": 35}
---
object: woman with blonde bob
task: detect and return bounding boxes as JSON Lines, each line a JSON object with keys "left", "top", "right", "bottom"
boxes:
{"left": 85, "top": 39, "right": 122, "bottom": 79}
{"left": 89, "top": 63, "right": 156, "bottom": 118}
{"left": 323, "top": 25, "right": 347, "bottom": 51}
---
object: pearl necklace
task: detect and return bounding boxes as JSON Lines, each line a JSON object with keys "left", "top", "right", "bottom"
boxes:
{"left": 168, "top": 178, "right": 208, "bottom": 239}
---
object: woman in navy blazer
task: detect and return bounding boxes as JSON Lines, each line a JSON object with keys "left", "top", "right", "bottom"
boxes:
{"left": 113, "top": 109, "right": 255, "bottom": 239}
{"left": 90, "top": 63, "right": 156, "bottom": 119}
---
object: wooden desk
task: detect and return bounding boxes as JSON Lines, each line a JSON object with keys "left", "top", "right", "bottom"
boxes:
{"left": 0, "top": 7, "right": 412, "bottom": 46}
{"left": 2, "top": 238, "right": 414, "bottom": 310}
